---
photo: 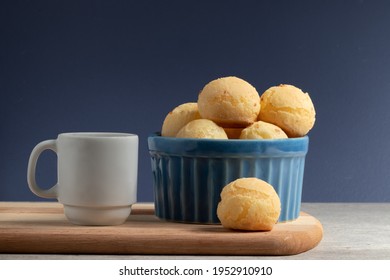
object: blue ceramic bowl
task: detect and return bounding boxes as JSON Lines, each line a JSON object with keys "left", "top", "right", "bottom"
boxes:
{"left": 148, "top": 133, "right": 309, "bottom": 224}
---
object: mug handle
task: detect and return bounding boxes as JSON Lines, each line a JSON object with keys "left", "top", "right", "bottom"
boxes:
{"left": 27, "top": 139, "right": 58, "bottom": 199}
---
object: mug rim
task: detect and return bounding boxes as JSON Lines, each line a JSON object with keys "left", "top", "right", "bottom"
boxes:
{"left": 59, "top": 132, "right": 138, "bottom": 138}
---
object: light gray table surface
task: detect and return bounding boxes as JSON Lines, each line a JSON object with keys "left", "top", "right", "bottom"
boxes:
{"left": 1, "top": 203, "right": 390, "bottom": 260}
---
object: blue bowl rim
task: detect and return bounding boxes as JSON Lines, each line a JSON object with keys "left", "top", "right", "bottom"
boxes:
{"left": 148, "top": 132, "right": 309, "bottom": 157}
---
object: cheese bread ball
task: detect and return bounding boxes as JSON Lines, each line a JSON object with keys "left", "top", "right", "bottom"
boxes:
{"left": 239, "top": 121, "right": 288, "bottom": 139}
{"left": 198, "top": 76, "right": 260, "bottom": 127}
{"left": 161, "top": 102, "right": 201, "bottom": 137}
{"left": 217, "top": 177, "right": 281, "bottom": 231}
{"left": 176, "top": 119, "right": 228, "bottom": 139}
{"left": 223, "top": 127, "right": 245, "bottom": 139}
{"left": 259, "top": 84, "right": 315, "bottom": 137}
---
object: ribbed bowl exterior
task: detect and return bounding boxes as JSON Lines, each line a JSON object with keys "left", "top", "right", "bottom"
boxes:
{"left": 148, "top": 134, "right": 309, "bottom": 224}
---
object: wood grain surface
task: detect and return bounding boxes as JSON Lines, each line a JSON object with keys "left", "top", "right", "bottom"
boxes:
{"left": 0, "top": 202, "right": 323, "bottom": 255}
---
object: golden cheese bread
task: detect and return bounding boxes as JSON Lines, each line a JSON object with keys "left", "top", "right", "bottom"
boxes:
{"left": 239, "top": 120, "right": 288, "bottom": 139}
{"left": 217, "top": 177, "right": 281, "bottom": 231}
{"left": 258, "top": 84, "right": 315, "bottom": 137}
{"left": 161, "top": 102, "right": 201, "bottom": 137}
{"left": 176, "top": 119, "right": 228, "bottom": 139}
{"left": 198, "top": 76, "right": 260, "bottom": 127}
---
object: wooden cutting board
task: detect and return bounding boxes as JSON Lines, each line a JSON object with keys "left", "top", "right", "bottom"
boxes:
{"left": 0, "top": 202, "right": 323, "bottom": 255}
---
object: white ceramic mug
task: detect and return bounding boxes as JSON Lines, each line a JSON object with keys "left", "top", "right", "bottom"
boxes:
{"left": 27, "top": 132, "right": 138, "bottom": 226}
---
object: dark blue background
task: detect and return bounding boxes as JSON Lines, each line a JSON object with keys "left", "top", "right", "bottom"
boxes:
{"left": 1, "top": 0, "right": 390, "bottom": 202}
